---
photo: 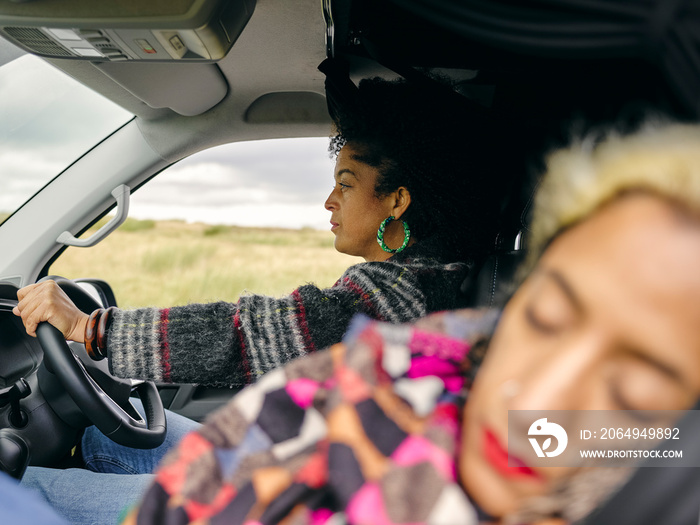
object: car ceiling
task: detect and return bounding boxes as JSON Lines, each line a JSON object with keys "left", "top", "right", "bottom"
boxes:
{"left": 0, "top": 0, "right": 694, "bottom": 166}
{"left": 1, "top": 0, "right": 335, "bottom": 164}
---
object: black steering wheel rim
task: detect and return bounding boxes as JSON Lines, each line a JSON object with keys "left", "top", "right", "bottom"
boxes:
{"left": 34, "top": 282, "right": 166, "bottom": 449}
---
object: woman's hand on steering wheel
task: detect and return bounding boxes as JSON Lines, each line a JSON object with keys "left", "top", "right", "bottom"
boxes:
{"left": 13, "top": 277, "right": 166, "bottom": 449}
{"left": 13, "top": 280, "right": 88, "bottom": 342}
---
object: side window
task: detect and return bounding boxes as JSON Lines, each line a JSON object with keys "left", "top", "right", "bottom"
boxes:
{"left": 50, "top": 138, "right": 362, "bottom": 308}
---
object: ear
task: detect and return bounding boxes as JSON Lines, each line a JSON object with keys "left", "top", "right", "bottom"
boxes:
{"left": 390, "top": 187, "right": 412, "bottom": 220}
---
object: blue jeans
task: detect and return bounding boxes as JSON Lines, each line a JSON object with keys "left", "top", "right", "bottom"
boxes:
{"left": 21, "top": 401, "right": 200, "bottom": 525}
{"left": 0, "top": 471, "right": 70, "bottom": 525}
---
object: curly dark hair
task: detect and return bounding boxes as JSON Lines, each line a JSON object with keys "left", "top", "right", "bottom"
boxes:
{"left": 329, "top": 75, "right": 513, "bottom": 262}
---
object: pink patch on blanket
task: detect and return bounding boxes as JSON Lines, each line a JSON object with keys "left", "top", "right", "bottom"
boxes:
{"left": 310, "top": 508, "right": 334, "bottom": 525}
{"left": 430, "top": 402, "right": 461, "bottom": 438}
{"left": 391, "top": 435, "right": 455, "bottom": 481}
{"left": 285, "top": 378, "right": 320, "bottom": 408}
{"left": 157, "top": 432, "right": 213, "bottom": 494}
{"left": 346, "top": 483, "right": 392, "bottom": 525}
{"left": 347, "top": 483, "right": 424, "bottom": 525}
{"left": 337, "top": 365, "right": 373, "bottom": 403}
{"left": 406, "top": 356, "right": 465, "bottom": 392}
{"left": 409, "top": 330, "right": 470, "bottom": 361}
{"left": 185, "top": 484, "right": 236, "bottom": 521}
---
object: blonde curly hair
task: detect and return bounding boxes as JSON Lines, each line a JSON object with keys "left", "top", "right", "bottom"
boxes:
{"left": 524, "top": 121, "right": 700, "bottom": 275}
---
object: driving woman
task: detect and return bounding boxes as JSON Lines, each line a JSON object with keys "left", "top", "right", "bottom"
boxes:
{"left": 15, "top": 76, "right": 500, "bottom": 388}
{"left": 14, "top": 76, "right": 508, "bottom": 525}
{"left": 121, "top": 121, "right": 700, "bottom": 524}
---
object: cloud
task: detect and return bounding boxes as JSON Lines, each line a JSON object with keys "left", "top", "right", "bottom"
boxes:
{"left": 129, "top": 202, "right": 330, "bottom": 230}
{"left": 0, "top": 149, "right": 65, "bottom": 210}
{"left": 0, "top": 55, "right": 133, "bottom": 214}
{"left": 167, "top": 137, "right": 336, "bottom": 202}
{"left": 129, "top": 137, "right": 336, "bottom": 229}
{"left": 0, "top": 55, "right": 132, "bottom": 159}
{"left": 0, "top": 55, "right": 335, "bottom": 230}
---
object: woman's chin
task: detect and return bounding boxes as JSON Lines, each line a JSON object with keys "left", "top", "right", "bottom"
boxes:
{"left": 334, "top": 243, "right": 352, "bottom": 257}
{"left": 459, "top": 423, "right": 551, "bottom": 519}
{"left": 333, "top": 240, "right": 370, "bottom": 260}
{"left": 332, "top": 237, "right": 345, "bottom": 254}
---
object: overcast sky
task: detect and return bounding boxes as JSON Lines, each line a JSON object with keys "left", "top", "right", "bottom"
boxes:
{"left": 0, "top": 54, "right": 336, "bottom": 230}
{"left": 129, "top": 137, "right": 335, "bottom": 229}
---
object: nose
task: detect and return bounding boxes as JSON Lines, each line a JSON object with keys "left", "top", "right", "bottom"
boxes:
{"left": 325, "top": 188, "right": 338, "bottom": 211}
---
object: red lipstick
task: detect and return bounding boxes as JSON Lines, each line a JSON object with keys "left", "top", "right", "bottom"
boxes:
{"left": 482, "top": 427, "right": 542, "bottom": 480}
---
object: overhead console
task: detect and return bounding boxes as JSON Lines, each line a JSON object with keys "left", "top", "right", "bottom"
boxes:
{"left": 0, "top": 0, "right": 255, "bottom": 62}
{"left": 0, "top": 0, "right": 257, "bottom": 116}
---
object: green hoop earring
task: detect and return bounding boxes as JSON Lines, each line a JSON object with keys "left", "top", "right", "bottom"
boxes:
{"left": 377, "top": 216, "right": 411, "bottom": 254}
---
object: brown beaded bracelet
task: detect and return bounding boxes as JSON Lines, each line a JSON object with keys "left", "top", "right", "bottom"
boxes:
{"left": 95, "top": 306, "right": 117, "bottom": 360}
{"left": 84, "top": 308, "right": 103, "bottom": 360}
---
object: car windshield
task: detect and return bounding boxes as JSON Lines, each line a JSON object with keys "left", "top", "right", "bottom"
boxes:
{"left": 0, "top": 52, "right": 133, "bottom": 225}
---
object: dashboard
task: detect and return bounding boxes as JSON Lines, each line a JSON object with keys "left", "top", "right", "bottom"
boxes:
{"left": 0, "top": 284, "right": 43, "bottom": 388}
{"left": 0, "top": 282, "right": 83, "bottom": 465}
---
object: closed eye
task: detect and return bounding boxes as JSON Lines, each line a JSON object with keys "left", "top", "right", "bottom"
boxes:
{"left": 524, "top": 305, "right": 561, "bottom": 335}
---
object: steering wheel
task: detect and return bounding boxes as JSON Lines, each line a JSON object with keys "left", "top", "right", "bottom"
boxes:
{"left": 35, "top": 279, "right": 166, "bottom": 449}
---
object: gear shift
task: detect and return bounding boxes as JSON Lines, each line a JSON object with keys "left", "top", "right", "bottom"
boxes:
{"left": 0, "top": 379, "right": 31, "bottom": 428}
{"left": 0, "top": 379, "right": 32, "bottom": 479}
{"left": 0, "top": 429, "right": 29, "bottom": 479}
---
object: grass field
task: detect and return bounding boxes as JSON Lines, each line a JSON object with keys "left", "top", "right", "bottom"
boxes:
{"left": 50, "top": 218, "right": 363, "bottom": 308}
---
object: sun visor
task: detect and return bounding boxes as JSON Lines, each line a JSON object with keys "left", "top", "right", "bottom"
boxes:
{"left": 95, "top": 60, "right": 228, "bottom": 116}
{"left": 0, "top": 0, "right": 255, "bottom": 63}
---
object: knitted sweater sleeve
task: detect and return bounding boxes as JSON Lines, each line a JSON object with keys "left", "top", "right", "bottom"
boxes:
{"left": 106, "top": 259, "right": 468, "bottom": 387}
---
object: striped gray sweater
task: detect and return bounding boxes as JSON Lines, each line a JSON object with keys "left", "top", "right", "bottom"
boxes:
{"left": 106, "top": 247, "right": 470, "bottom": 387}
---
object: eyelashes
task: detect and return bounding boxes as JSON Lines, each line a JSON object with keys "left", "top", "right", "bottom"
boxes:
{"left": 524, "top": 305, "right": 562, "bottom": 335}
